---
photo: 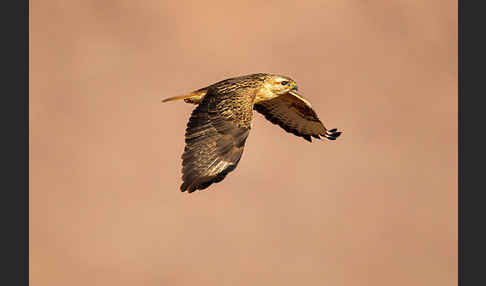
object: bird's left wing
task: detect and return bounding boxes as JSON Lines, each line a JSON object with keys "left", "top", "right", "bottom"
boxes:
{"left": 254, "top": 91, "right": 341, "bottom": 142}
{"left": 180, "top": 88, "right": 255, "bottom": 193}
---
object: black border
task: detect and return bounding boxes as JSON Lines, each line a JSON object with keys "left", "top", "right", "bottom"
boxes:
{"left": 459, "top": 0, "right": 484, "bottom": 285}
{"left": 3, "top": 0, "right": 29, "bottom": 285}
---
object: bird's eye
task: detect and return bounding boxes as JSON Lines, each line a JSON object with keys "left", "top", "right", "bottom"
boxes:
{"left": 281, "top": 81, "right": 289, "bottom": 86}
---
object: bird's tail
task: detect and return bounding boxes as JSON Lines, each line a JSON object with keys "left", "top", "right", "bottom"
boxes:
{"left": 161, "top": 94, "right": 193, "bottom": 103}
{"left": 161, "top": 88, "right": 208, "bottom": 104}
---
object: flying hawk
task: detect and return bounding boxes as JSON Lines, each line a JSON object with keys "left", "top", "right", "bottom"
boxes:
{"left": 162, "top": 73, "right": 342, "bottom": 193}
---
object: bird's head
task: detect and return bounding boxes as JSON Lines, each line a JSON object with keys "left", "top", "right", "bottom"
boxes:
{"left": 263, "top": 74, "right": 299, "bottom": 96}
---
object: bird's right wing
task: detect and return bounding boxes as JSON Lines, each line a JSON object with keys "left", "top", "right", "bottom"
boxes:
{"left": 180, "top": 89, "right": 254, "bottom": 193}
{"left": 254, "top": 91, "right": 341, "bottom": 142}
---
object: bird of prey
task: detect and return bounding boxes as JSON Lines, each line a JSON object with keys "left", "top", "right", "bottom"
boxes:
{"left": 162, "top": 73, "right": 342, "bottom": 193}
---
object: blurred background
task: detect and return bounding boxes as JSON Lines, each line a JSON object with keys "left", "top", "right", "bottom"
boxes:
{"left": 30, "top": 0, "right": 457, "bottom": 285}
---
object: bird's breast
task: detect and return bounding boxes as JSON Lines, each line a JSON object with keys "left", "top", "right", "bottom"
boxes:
{"left": 254, "top": 87, "right": 277, "bottom": 104}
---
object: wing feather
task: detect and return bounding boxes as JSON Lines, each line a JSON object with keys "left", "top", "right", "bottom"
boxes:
{"left": 254, "top": 91, "right": 341, "bottom": 142}
{"left": 180, "top": 89, "right": 254, "bottom": 193}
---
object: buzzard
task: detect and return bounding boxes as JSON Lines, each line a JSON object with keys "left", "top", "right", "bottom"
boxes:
{"left": 162, "top": 73, "right": 342, "bottom": 193}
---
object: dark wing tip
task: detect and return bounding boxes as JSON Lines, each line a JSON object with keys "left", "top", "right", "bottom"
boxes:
{"left": 180, "top": 182, "right": 191, "bottom": 193}
{"left": 180, "top": 181, "right": 208, "bottom": 193}
{"left": 180, "top": 178, "right": 209, "bottom": 193}
{"left": 180, "top": 165, "right": 236, "bottom": 193}
{"left": 324, "top": 128, "right": 342, "bottom": 140}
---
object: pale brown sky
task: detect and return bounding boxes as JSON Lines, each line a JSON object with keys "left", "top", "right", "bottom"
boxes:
{"left": 30, "top": 1, "right": 457, "bottom": 285}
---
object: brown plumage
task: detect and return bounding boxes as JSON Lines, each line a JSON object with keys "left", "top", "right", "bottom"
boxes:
{"left": 162, "top": 73, "right": 342, "bottom": 193}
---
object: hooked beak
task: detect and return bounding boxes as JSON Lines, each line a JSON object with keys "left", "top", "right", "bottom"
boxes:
{"left": 291, "top": 83, "right": 299, "bottom": 91}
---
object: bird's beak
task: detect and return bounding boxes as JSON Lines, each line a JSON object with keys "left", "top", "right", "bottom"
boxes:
{"left": 292, "top": 83, "right": 299, "bottom": 91}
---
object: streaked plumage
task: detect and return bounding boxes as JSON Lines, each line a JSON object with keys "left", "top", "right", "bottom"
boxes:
{"left": 162, "top": 73, "right": 342, "bottom": 193}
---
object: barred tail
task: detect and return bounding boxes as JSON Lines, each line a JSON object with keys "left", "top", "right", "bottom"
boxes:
{"left": 161, "top": 88, "right": 208, "bottom": 104}
{"left": 161, "top": 94, "right": 193, "bottom": 103}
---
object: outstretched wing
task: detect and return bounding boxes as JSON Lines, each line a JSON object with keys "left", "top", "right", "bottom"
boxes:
{"left": 180, "top": 89, "right": 254, "bottom": 193}
{"left": 254, "top": 91, "right": 342, "bottom": 142}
